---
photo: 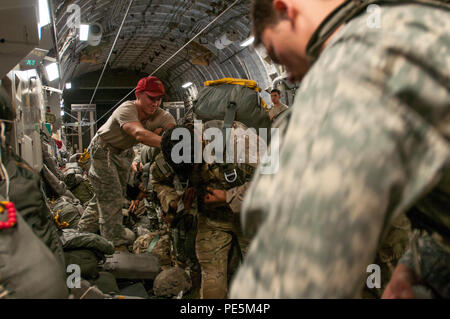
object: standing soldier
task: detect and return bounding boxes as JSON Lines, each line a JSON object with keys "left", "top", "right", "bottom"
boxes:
{"left": 151, "top": 122, "right": 263, "bottom": 298}
{"left": 230, "top": 0, "right": 450, "bottom": 298}
{"left": 79, "top": 76, "right": 176, "bottom": 251}
{"left": 268, "top": 89, "right": 288, "bottom": 124}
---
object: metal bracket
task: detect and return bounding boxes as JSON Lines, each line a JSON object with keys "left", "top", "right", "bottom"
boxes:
{"left": 224, "top": 169, "right": 237, "bottom": 183}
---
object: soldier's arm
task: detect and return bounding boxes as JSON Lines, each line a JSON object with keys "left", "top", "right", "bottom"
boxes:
{"left": 150, "top": 161, "right": 179, "bottom": 214}
{"left": 122, "top": 121, "right": 162, "bottom": 148}
{"left": 226, "top": 182, "right": 250, "bottom": 214}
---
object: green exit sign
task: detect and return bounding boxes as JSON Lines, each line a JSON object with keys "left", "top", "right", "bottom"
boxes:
{"left": 26, "top": 59, "right": 36, "bottom": 66}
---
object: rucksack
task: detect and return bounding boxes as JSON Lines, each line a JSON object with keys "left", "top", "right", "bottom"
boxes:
{"left": 193, "top": 78, "right": 271, "bottom": 133}
{"left": 51, "top": 196, "right": 83, "bottom": 229}
{"left": 0, "top": 198, "right": 68, "bottom": 298}
{"left": 70, "top": 180, "right": 94, "bottom": 205}
{"left": 62, "top": 162, "right": 84, "bottom": 189}
{"left": 0, "top": 147, "right": 65, "bottom": 266}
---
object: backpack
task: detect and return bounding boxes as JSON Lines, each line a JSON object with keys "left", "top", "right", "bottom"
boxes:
{"left": 70, "top": 180, "right": 94, "bottom": 205}
{"left": 0, "top": 147, "right": 65, "bottom": 266}
{"left": 62, "top": 162, "right": 84, "bottom": 189}
{"left": 51, "top": 196, "right": 83, "bottom": 229}
{"left": 193, "top": 78, "right": 271, "bottom": 133}
{"left": 0, "top": 198, "right": 68, "bottom": 298}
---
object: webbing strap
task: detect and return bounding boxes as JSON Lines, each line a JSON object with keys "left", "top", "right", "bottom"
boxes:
{"left": 145, "top": 234, "right": 160, "bottom": 254}
{"left": 219, "top": 86, "right": 241, "bottom": 161}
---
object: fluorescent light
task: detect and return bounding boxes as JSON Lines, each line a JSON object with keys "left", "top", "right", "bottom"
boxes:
{"left": 79, "top": 24, "right": 90, "bottom": 41}
{"left": 65, "top": 82, "right": 72, "bottom": 89}
{"left": 46, "top": 63, "right": 59, "bottom": 81}
{"left": 27, "top": 69, "right": 38, "bottom": 79}
{"left": 60, "top": 111, "right": 65, "bottom": 116}
{"left": 182, "top": 82, "right": 193, "bottom": 88}
{"left": 39, "top": 0, "right": 51, "bottom": 27}
{"left": 240, "top": 36, "right": 255, "bottom": 47}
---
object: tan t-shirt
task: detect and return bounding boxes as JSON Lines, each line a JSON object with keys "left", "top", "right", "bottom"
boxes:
{"left": 97, "top": 100, "right": 176, "bottom": 150}
{"left": 268, "top": 103, "right": 288, "bottom": 121}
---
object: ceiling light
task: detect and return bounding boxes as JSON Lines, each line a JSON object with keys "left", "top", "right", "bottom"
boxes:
{"left": 46, "top": 63, "right": 59, "bottom": 81}
{"left": 60, "top": 111, "right": 65, "bottom": 116}
{"left": 38, "top": 0, "right": 51, "bottom": 27}
{"left": 79, "top": 24, "right": 90, "bottom": 41}
{"left": 65, "top": 82, "right": 72, "bottom": 89}
{"left": 182, "top": 82, "right": 193, "bottom": 89}
{"left": 240, "top": 36, "right": 255, "bottom": 47}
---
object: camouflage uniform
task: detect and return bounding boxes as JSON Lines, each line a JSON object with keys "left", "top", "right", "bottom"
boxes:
{"left": 399, "top": 233, "right": 450, "bottom": 298}
{"left": 363, "top": 214, "right": 412, "bottom": 298}
{"left": 86, "top": 136, "right": 134, "bottom": 247}
{"left": 77, "top": 195, "right": 100, "bottom": 234}
{"left": 151, "top": 121, "right": 261, "bottom": 298}
{"left": 230, "top": 3, "right": 450, "bottom": 298}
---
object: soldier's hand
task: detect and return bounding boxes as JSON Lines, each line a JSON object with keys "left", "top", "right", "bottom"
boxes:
{"left": 204, "top": 187, "right": 227, "bottom": 207}
{"left": 169, "top": 200, "right": 178, "bottom": 213}
{"left": 382, "top": 263, "right": 416, "bottom": 299}
{"left": 153, "top": 127, "right": 164, "bottom": 136}
{"left": 183, "top": 187, "right": 197, "bottom": 210}
{"left": 128, "top": 200, "right": 140, "bottom": 214}
{"left": 132, "top": 162, "right": 143, "bottom": 172}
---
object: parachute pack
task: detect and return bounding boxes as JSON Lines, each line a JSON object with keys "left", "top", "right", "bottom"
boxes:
{"left": 193, "top": 78, "right": 270, "bottom": 133}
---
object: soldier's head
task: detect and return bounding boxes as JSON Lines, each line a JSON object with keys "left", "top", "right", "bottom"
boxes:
{"left": 251, "top": 0, "right": 344, "bottom": 81}
{"left": 161, "top": 124, "right": 200, "bottom": 175}
{"left": 270, "top": 89, "right": 281, "bottom": 105}
{"left": 135, "top": 76, "right": 165, "bottom": 117}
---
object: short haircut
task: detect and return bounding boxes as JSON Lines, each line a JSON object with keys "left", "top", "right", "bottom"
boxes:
{"left": 271, "top": 89, "right": 281, "bottom": 95}
{"left": 251, "top": 0, "right": 279, "bottom": 46}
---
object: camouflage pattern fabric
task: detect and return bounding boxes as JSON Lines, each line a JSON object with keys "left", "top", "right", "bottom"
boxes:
{"left": 132, "top": 231, "right": 172, "bottom": 268}
{"left": 87, "top": 136, "right": 134, "bottom": 247}
{"left": 71, "top": 179, "right": 95, "bottom": 205}
{"left": 196, "top": 214, "right": 248, "bottom": 299}
{"left": 151, "top": 120, "right": 261, "bottom": 298}
{"left": 77, "top": 195, "right": 100, "bottom": 234}
{"left": 230, "top": 4, "right": 450, "bottom": 298}
{"left": 153, "top": 267, "right": 192, "bottom": 297}
{"left": 363, "top": 214, "right": 412, "bottom": 298}
{"left": 399, "top": 233, "right": 450, "bottom": 298}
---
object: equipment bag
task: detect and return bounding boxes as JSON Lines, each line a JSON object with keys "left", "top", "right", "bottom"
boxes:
{"left": 0, "top": 200, "right": 68, "bottom": 298}
{"left": 51, "top": 196, "right": 83, "bottom": 229}
{"left": 194, "top": 78, "right": 271, "bottom": 133}
{"left": 102, "top": 251, "right": 161, "bottom": 280}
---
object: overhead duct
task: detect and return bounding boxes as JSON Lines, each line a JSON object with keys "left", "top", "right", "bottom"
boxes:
{"left": 88, "top": 23, "right": 103, "bottom": 47}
